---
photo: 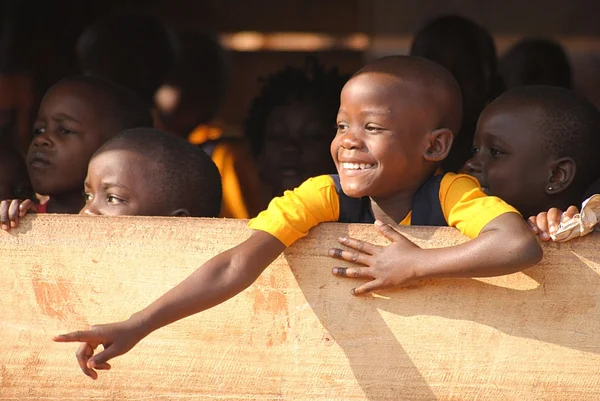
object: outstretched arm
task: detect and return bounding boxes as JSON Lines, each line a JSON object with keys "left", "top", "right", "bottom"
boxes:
{"left": 53, "top": 230, "right": 286, "bottom": 379}
{"left": 330, "top": 213, "right": 543, "bottom": 295}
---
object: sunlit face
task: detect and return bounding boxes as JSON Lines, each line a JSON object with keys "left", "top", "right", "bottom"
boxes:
{"left": 330, "top": 72, "right": 433, "bottom": 200}
{"left": 81, "top": 149, "right": 169, "bottom": 216}
{"left": 260, "top": 97, "right": 336, "bottom": 196}
{"left": 26, "top": 82, "right": 117, "bottom": 196}
{"left": 464, "top": 103, "right": 552, "bottom": 216}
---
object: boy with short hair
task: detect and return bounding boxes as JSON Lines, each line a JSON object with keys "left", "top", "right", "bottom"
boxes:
{"left": 54, "top": 56, "right": 542, "bottom": 379}
{"left": 0, "top": 75, "right": 153, "bottom": 227}
{"left": 2, "top": 128, "right": 222, "bottom": 225}
{"left": 81, "top": 128, "right": 222, "bottom": 217}
{"left": 464, "top": 85, "right": 600, "bottom": 240}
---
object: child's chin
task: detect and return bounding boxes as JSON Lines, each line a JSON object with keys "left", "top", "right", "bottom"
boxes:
{"left": 340, "top": 185, "right": 368, "bottom": 199}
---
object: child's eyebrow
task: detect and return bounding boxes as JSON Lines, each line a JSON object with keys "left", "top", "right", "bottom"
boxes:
{"left": 51, "top": 113, "right": 83, "bottom": 125}
{"left": 102, "top": 182, "right": 129, "bottom": 190}
{"left": 359, "top": 109, "right": 391, "bottom": 117}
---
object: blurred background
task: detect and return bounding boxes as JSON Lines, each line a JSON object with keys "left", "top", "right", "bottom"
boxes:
{"left": 2, "top": 0, "right": 599, "bottom": 134}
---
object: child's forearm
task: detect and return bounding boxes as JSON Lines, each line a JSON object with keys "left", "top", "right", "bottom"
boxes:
{"left": 129, "top": 231, "right": 286, "bottom": 337}
{"left": 414, "top": 213, "right": 543, "bottom": 279}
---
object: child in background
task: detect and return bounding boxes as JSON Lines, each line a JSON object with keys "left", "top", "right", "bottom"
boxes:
{"left": 76, "top": 13, "right": 178, "bottom": 107}
{"left": 463, "top": 85, "right": 600, "bottom": 241}
{"left": 155, "top": 31, "right": 262, "bottom": 219}
{"left": 244, "top": 58, "right": 349, "bottom": 200}
{"left": 410, "top": 15, "right": 504, "bottom": 173}
{"left": 0, "top": 75, "right": 153, "bottom": 224}
{"left": 2, "top": 128, "right": 221, "bottom": 226}
{"left": 500, "top": 38, "right": 572, "bottom": 89}
{"left": 81, "top": 128, "right": 221, "bottom": 217}
{"left": 53, "top": 56, "right": 542, "bottom": 379}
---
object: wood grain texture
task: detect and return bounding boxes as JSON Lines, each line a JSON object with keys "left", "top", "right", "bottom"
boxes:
{"left": 1, "top": 214, "right": 599, "bottom": 400}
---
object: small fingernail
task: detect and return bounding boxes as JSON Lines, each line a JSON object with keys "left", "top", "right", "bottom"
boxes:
{"left": 10, "top": 221, "right": 16, "bottom": 228}
{"left": 338, "top": 237, "right": 347, "bottom": 243}
{"left": 332, "top": 267, "right": 338, "bottom": 275}
{"left": 541, "top": 232, "right": 549, "bottom": 240}
{"left": 351, "top": 288, "right": 357, "bottom": 295}
{"left": 328, "top": 249, "right": 336, "bottom": 256}
{"left": 375, "top": 220, "right": 384, "bottom": 226}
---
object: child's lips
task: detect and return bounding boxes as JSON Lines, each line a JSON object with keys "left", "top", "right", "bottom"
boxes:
{"left": 28, "top": 153, "right": 52, "bottom": 169}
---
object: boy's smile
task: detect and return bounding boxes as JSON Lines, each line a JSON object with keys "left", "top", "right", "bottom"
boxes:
{"left": 331, "top": 72, "right": 435, "bottom": 200}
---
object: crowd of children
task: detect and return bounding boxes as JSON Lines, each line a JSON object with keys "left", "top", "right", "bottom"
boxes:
{"left": 0, "top": 12, "right": 598, "bottom": 379}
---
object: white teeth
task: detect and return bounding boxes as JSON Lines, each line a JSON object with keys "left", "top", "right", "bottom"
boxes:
{"left": 341, "top": 162, "right": 374, "bottom": 170}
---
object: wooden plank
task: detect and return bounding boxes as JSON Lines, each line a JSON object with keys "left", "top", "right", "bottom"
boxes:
{"left": 1, "top": 214, "right": 599, "bottom": 400}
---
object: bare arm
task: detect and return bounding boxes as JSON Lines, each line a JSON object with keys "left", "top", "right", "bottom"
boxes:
{"left": 330, "top": 213, "right": 543, "bottom": 294}
{"left": 54, "top": 230, "right": 286, "bottom": 379}
{"left": 135, "top": 230, "right": 285, "bottom": 333}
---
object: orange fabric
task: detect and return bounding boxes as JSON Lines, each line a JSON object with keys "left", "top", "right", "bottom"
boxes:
{"left": 188, "top": 124, "right": 263, "bottom": 219}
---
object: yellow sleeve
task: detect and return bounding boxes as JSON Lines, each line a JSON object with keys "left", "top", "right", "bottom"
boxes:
{"left": 439, "top": 173, "right": 520, "bottom": 239}
{"left": 248, "top": 175, "right": 340, "bottom": 247}
{"left": 211, "top": 142, "right": 263, "bottom": 219}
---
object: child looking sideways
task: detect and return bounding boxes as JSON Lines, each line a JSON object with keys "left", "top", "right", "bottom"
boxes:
{"left": 464, "top": 86, "right": 600, "bottom": 240}
{"left": 53, "top": 56, "right": 542, "bottom": 379}
{"left": 1, "top": 128, "right": 222, "bottom": 226}
{"left": 0, "top": 75, "right": 153, "bottom": 228}
{"left": 81, "top": 128, "right": 222, "bottom": 217}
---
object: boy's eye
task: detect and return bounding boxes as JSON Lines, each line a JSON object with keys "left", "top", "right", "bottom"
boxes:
{"left": 489, "top": 148, "right": 504, "bottom": 156}
{"left": 470, "top": 146, "right": 479, "bottom": 155}
{"left": 365, "top": 125, "right": 384, "bottom": 132}
{"left": 336, "top": 123, "right": 348, "bottom": 132}
{"left": 32, "top": 127, "right": 45, "bottom": 136}
{"left": 84, "top": 193, "right": 92, "bottom": 202}
{"left": 107, "top": 195, "right": 124, "bottom": 204}
{"left": 58, "top": 126, "right": 75, "bottom": 135}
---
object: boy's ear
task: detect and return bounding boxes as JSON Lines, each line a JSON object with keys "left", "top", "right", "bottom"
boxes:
{"left": 546, "top": 157, "right": 576, "bottom": 195}
{"left": 171, "top": 208, "right": 191, "bottom": 217}
{"left": 423, "top": 128, "right": 454, "bottom": 162}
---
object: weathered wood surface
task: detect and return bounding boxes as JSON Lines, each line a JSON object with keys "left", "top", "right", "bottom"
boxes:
{"left": 1, "top": 215, "right": 599, "bottom": 400}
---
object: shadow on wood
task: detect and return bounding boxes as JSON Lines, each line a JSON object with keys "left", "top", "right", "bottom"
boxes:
{"left": 1, "top": 215, "right": 599, "bottom": 400}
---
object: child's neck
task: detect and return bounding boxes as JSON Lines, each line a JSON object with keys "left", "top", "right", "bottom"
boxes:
{"left": 369, "top": 193, "right": 414, "bottom": 226}
{"left": 46, "top": 191, "right": 85, "bottom": 214}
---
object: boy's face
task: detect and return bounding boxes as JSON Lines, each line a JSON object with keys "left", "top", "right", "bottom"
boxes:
{"left": 465, "top": 103, "right": 552, "bottom": 216}
{"left": 261, "top": 97, "right": 335, "bottom": 196}
{"left": 330, "top": 72, "right": 432, "bottom": 199}
{"left": 81, "top": 149, "right": 166, "bottom": 216}
{"left": 26, "top": 82, "right": 117, "bottom": 196}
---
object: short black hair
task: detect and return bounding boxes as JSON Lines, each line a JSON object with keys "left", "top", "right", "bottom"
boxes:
{"left": 244, "top": 58, "right": 349, "bottom": 157}
{"left": 76, "top": 13, "right": 178, "bottom": 104}
{"left": 54, "top": 75, "right": 154, "bottom": 134}
{"left": 500, "top": 38, "right": 572, "bottom": 89}
{"left": 94, "top": 128, "right": 222, "bottom": 217}
{"left": 497, "top": 86, "right": 600, "bottom": 193}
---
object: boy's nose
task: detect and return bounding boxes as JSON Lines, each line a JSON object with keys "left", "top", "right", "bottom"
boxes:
{"left": 31, "top": 132, "right": 52, "bottom": 148}
{"left": 80, "top": 203, "right": 100, "bottom": 216}
{"left": 463, "top": 156, "right": 483, "bottom": 174}
{"left": 339, "top": 130, "right": 362, "bottom": 150}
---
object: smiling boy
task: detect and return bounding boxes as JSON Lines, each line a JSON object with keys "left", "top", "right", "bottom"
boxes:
{"left": 53, "top": 56, "right": 542, "bottom": 379}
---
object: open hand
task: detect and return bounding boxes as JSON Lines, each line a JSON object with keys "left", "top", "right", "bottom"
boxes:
{"left": 527, "top": 206, "right": 579, "bottom": 241}
{"left": 329, "top": 220, "right": 421, "bottom": 295}
{"left": 53, "top": 319, "right": 147, "bottom": 380}
{"left": 0, "top": 199, "right": 36, "bottom": 230}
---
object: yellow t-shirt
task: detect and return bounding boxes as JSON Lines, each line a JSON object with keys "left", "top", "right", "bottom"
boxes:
{"left": 248, "top": 173, "right": 519, "bottom": 247}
